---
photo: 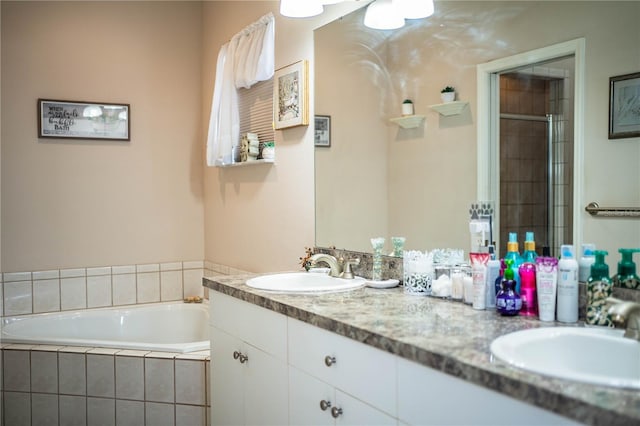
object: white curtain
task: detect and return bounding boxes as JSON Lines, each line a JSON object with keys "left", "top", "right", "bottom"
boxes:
{"left": 206, "top": 13, "right": 275, "bottom": 167}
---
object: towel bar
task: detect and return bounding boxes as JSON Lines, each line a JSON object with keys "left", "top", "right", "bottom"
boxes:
{"left": 585, "top": 202, "right": 640, "bottom": 218}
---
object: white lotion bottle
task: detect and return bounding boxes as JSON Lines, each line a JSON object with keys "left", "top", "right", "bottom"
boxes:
{"left": 578, "top": 243, "right": 596, "bottom": 283}
{"left": 557, "top": 244, "right": 579, "bottom": 323}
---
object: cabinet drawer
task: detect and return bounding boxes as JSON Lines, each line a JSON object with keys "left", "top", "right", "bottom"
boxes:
{"left": 210, "top": 292, "right": 287, "bottom": 359}
{"left": 289, "top": 366, "right": 396, "bottom": 426}
{"left": 397, "top": 358, "right": 579, "bottom": 425}
{"left": 288, "top": 317, "right": 397, "bottom": 417}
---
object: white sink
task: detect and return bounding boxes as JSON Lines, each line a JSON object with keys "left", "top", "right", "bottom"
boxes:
{"left": 246, "top": 272, "right": 366, "bottom": 293}
{"left": 491, "top": 327, "right": 640, "bottom": 389}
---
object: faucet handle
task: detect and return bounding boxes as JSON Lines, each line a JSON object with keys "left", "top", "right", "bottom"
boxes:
{"left": 340, "top": 258, "right": 360, "bottom": 279}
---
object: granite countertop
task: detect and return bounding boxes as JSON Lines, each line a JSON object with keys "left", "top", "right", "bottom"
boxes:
{"left": 203, "top": 274, "right": 640, "bottom": 426}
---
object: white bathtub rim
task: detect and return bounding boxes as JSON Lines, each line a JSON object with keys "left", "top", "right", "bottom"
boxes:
{"left": 1, "top": 300, "right": 209, "bottom": 354}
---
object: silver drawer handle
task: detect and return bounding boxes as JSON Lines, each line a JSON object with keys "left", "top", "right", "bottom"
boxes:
{"left": 331, "top": 406, "right": 343, "bottom": 418}
{"left": 324, "top": 355, "right": 336, "bottom": 367}
{"left": 319, "top": 400, "right": 331, "bottom": 411}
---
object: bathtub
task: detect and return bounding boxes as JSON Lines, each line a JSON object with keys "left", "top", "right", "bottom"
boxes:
{"left": 1, "top": 301, "right": 209, "bottom": 353}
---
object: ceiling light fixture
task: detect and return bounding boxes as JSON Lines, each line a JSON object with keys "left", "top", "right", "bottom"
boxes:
{"left": 393, "top": 0, "right": 434, "bottom": 19}
{"left": 279, "top": 0, "right": 324, "bottom": 18}
{"left": 364, "top": 0, "right": 405, "bottom": 30}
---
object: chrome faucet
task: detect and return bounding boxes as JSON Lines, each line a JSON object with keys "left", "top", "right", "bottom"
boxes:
{"left": 606, "top": 297, "right": 640, "bottom": 341}
{"left": 309, "top": 253, "right": 360, "bottom": 279}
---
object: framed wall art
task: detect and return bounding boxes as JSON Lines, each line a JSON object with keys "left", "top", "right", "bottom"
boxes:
{"left": 38, "top": 99, "right": 130, "bottom": 141}
{"left": 314, "top": 115, "right": 331, "bottom": 147}
{"left": 609, "top": 72, "right": 640, "bottom": 139}
{"left": 273, "top": 60, "right": 309, "bottom": 130}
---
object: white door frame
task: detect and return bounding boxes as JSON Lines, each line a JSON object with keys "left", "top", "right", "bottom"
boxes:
{"left": 476, "top": 38, "right": 586, "bottom": 253}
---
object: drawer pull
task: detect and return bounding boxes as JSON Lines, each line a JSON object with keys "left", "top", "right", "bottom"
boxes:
{"left": 331, "top": 406, "right": 343, "bottom": 418}
{"left": 319, "top": 400, "right": 331, "bottom": 411}
{"left": 324, "top": 355, "right": 336, "bottom": 367}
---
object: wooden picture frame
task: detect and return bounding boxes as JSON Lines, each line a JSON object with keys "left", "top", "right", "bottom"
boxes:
{"left": 609, "top": 72, "right": 640, "bottom": 139}
{"left": 314, "top": 115, "right": 331, "bottom": 147}
{"left": 274, "top": 60, "right": 309, "bottom": 130}
{"left": 38, "top": 99, "right": 130, "bottom": 141}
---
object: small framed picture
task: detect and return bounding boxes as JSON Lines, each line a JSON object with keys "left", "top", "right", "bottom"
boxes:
{"left": 314, "top": 115, "right": 331, "bottom": 147}
{"left": 274, "top": 60, "right": 309, "bottom": 130}
{"left": 38, "top": 99, "right": 130, "bottom": 141}
{"left": 609, "top": 72, "right": 640, "bottom": 139}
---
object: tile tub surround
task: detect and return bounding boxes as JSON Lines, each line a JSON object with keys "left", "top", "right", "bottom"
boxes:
{"left": 1, "top": 259, "right": 252, "bottom": 317}
{"left": 1, "top": 344, "right": 210, "bottom": 426}
{"left": 204, "top": 275, "right": 640, "bottom": 426}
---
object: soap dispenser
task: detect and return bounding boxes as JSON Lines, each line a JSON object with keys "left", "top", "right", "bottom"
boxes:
{"left": 611, "top": 248, "right": 640, "bottom": 290}
{"left": 586, "top": 250, "right": 613, "bottom": 326}
{"left": 496, "top": 259, "right": 522, "bottom": 316}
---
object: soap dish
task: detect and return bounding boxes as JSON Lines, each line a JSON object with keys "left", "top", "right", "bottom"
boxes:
{"left": 365, "top": 279, "right": 400, "bottom": 289}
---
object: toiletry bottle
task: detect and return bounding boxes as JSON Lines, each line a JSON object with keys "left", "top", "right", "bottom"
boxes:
{"left": 494, "top": 259, "right": 505, "bottom": 298}
{"left": 518, "top": 232, "right": 538, "bottom": 317}
{"left": 586, "top": 250, "right": 613, "bottom": 326}
{"left": 557, "top": 244, "right": 579, "bottom": 323}
{"left": 471, "top": 252, "right": 490, "bottom": 310}
{"left": 504, "top": 232, "right": 522, "bottom": 293}
{"left": 519, "top": 262, "right": 537, "bottom": 317}
{"left": 578, "top": 244, "right": 596, "bottom": 284}
{"left": 522, "top": 231, "right": 538, "bottom": 263}
{"left": 486, "top": 246, "right": 500, "bottom": 309}
{"left": 535, "top": 254, "right": 558, "bottom": 322}
{"left": 496, "top": 259, "right": 521, "bottom": 316}
{"left": 611, "top": 248, "right": 640, "bottom": 290}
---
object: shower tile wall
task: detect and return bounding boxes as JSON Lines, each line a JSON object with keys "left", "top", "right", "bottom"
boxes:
{"left": 499, "top": 75, "right": 549, "bottom": 253}
{"left": 499, "top": 70, "right": 573, "bottom": 256}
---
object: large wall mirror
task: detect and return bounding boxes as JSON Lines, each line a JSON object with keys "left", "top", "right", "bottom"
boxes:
{"left": 314, "top": 1, "right": 638, "bottom": 261}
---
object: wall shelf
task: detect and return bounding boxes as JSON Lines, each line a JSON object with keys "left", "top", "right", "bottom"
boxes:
{"left": 218, "top": 159, "right": 275, "bottom": 168}
{"left": 389, "top": 115, "right": 426, "bottom": 129}
{"left": 429, "top": 101, "right": 469, "bottom": 116}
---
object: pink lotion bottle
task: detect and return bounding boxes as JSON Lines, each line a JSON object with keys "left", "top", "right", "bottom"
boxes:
{"left": 519, "top": 262, "right": 538, "bottom": 316}
{"left": 518, "top": 232, "right": 538, "bottom": 317}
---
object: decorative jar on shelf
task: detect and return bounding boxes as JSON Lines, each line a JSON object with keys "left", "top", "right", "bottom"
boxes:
{"left": 401, "top": 99, "right": 414, "bottom": 116}
{"left": 440, "top": 86, "right": 455, "bottom": 103}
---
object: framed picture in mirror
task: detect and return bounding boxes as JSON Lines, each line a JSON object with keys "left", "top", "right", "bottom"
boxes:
{"left": 274, "top": 60, "right": 309, "bottom": 129}
{"left": 609, "top": 72, "right": 640, "bottom": 139}
{"left": 314, "top": 115, "right": 331, "bottom": 147}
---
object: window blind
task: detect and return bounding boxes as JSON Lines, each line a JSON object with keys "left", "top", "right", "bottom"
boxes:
{"left": 238, "top": 78, "right": 275, "bottom": 143}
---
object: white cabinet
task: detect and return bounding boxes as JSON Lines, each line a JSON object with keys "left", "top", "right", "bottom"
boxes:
{"left": 209, "top": 293, "right": 288, "bottom": 426}
{"left": 397, "top": 357, "right": 581, "bottom": 426}
{"left": 209, "top": 290, "right": 580, "bottom": 426}
{"left": 288, "top": 318, "right": 397, "bottom": 425}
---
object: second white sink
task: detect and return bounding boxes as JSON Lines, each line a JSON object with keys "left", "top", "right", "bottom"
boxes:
{"left": 246, "top": 272, "right": 366, "bottom": 293}
{"left": 490, "top": 326, "right": 640, "bottom": 389}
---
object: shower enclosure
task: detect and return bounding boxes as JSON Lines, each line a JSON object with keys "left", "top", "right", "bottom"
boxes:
{"left": 498, "top": 58, "right": 574, "bottom": 257}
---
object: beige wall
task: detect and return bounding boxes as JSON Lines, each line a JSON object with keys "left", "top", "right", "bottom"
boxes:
{"left": 201, "top": 1, "right": 362, "bottom": 273}
{"left": 1, "top": 1, "right": 204, "bottom": 271}
{"left": 2, "top": 1, "right": 638, "bottom": 274}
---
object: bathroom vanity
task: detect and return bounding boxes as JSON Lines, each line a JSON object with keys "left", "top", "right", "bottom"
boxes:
{"left": 204, "top": 275, "right": 640, "bottom": 425}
